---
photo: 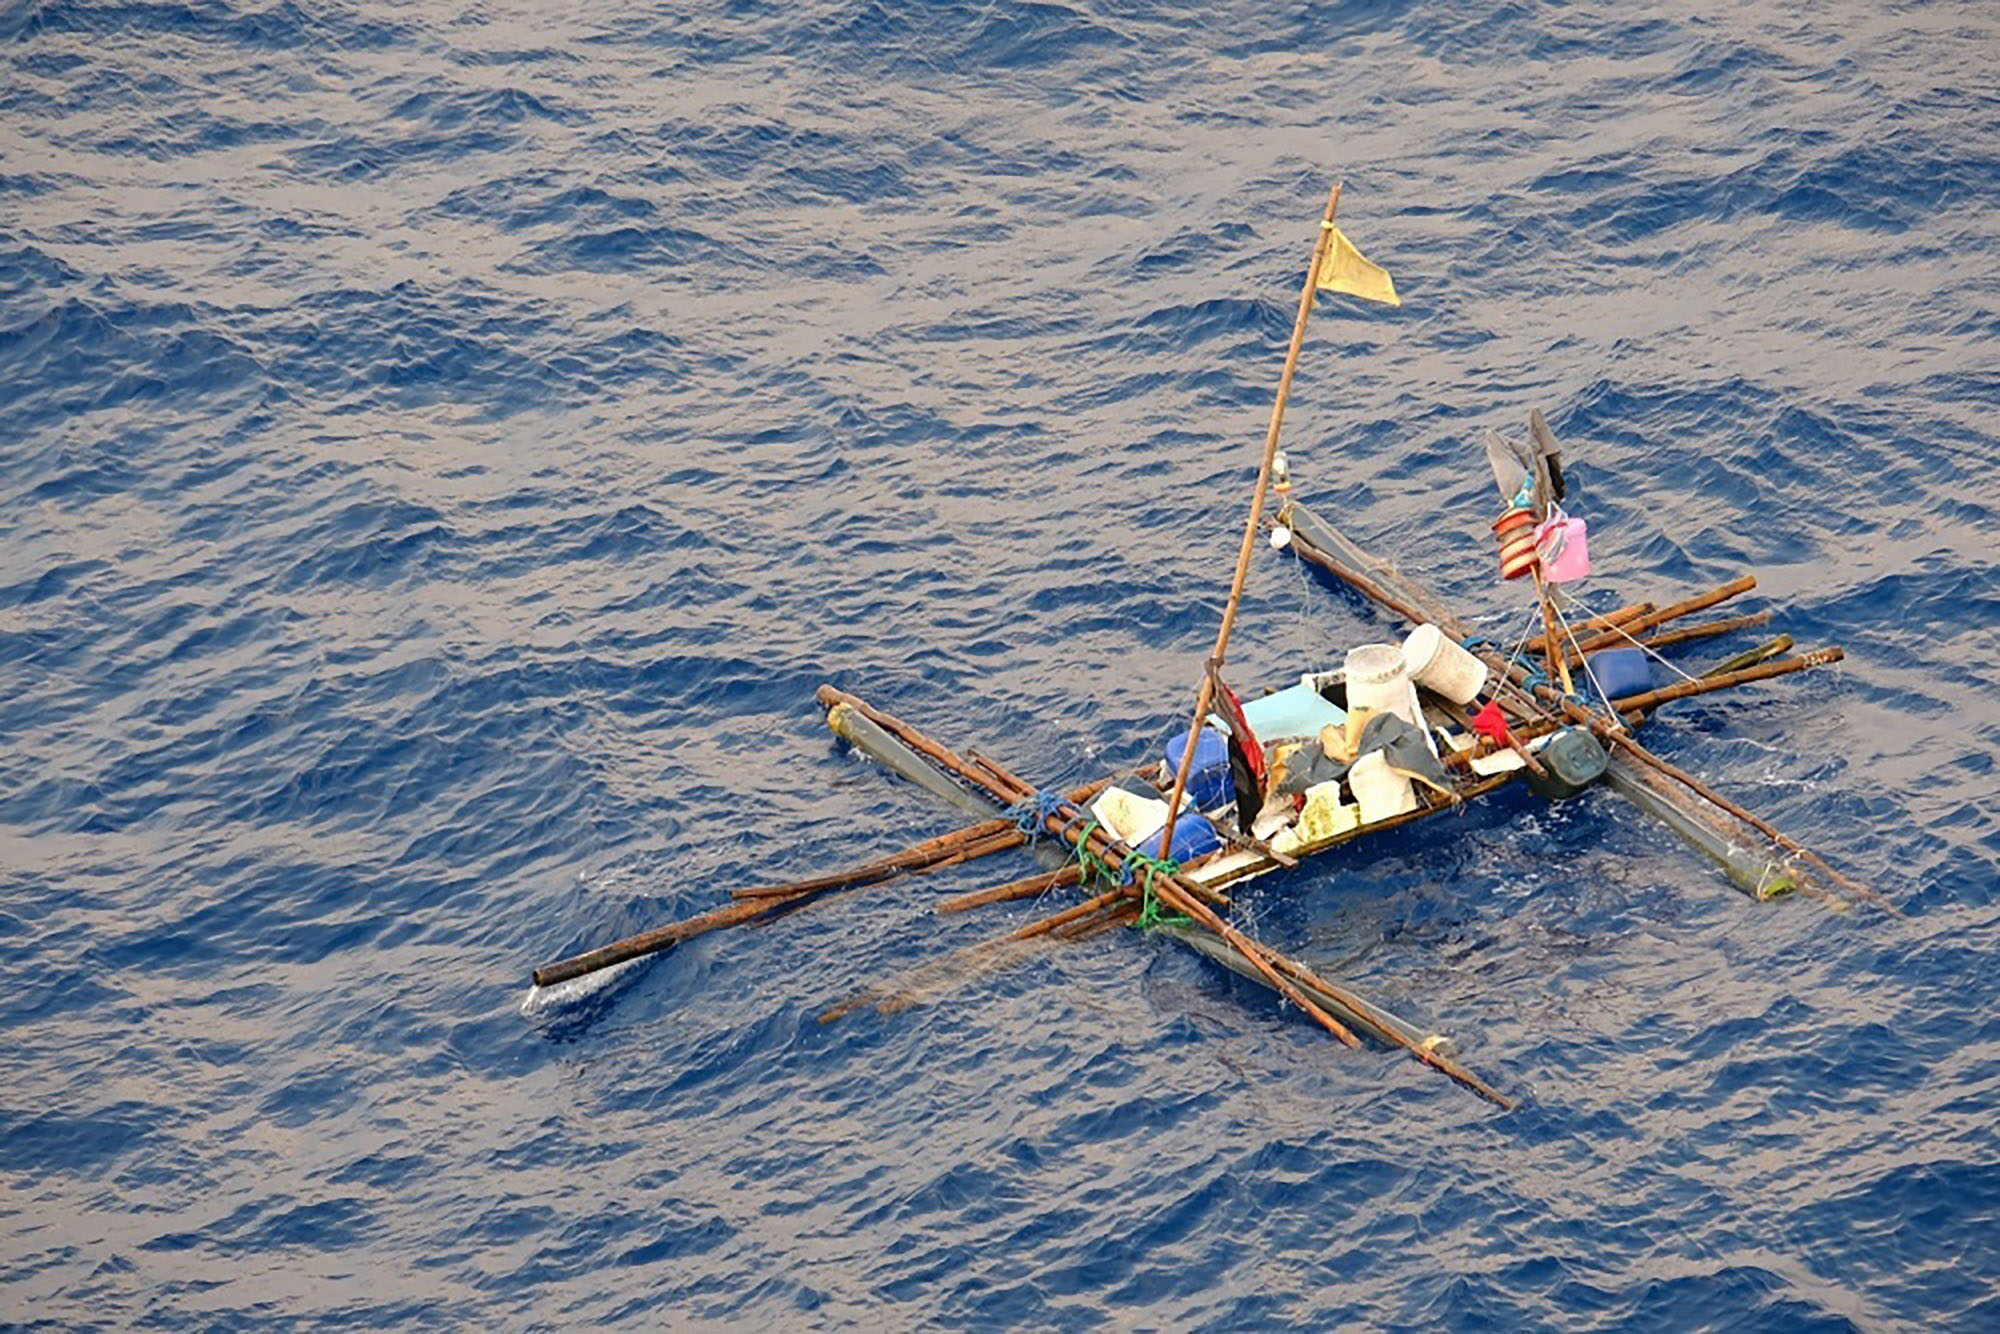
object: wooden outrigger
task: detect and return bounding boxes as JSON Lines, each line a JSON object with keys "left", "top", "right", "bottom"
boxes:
{"left": 527, "top": 180, "right": 1888, "bottom": 1108}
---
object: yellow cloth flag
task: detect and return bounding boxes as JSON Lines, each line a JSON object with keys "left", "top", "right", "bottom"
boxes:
{"left": 1315, "top": 225, "right": 1400, "bottom": 306}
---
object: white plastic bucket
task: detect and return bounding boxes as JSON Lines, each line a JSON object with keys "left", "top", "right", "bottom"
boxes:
{"left": 1344, "top": 643, "right": 1419, "bottom": 728}
{"left": 1348, "top": 750, "right": 1417, "bottom": 824}
{"left": 1401, "top": 623, "right": 1489, "bottom": 705}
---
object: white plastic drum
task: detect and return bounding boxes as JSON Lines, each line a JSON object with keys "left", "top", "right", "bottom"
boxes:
{"left": 1348, "top": 750, "right": 1417, "bottom": 824}
{"left": 1343, "top": 643, "right": 1421, "bottom": 729}
{"left": 1401, "top": 623, "right": 1489, "bottom": 704}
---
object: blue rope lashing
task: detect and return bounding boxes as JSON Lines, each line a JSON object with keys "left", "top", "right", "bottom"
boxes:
{"left": 1006, "top": 790, "right": 1069, "bottom": 841}
{"left": 1459, "top": 634, "right": 1499, "bottom": 655}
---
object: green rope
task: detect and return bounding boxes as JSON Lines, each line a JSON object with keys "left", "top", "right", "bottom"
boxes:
{"left": 1124, "top": 853, "right": 1192, "bottom": 930}
{"left": 1068, "top": 818, "right": 1112, "bottom": 884}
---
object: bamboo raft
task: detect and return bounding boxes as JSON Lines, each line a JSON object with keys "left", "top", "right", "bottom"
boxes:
{"left": 527, "top": 181, "right": 1889, "bottom": 1109}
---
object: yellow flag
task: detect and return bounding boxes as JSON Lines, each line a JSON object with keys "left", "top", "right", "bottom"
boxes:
{"left": 1315, "top": 225, "right": 1400, "bottom": 306}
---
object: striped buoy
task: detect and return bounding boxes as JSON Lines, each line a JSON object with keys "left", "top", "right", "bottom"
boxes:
{"left": 1492, "top": 506, "right": 1540, "bottom": 580}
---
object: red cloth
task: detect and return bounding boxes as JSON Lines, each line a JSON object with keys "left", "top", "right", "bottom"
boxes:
{"left": 1471, "top": 699, "right": 1512, "bottom": 747}
{"left": 1207, "top": 669, "right": 1266, "bottom": 788}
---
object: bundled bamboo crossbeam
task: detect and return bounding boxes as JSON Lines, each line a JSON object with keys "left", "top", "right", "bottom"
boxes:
{"left": 1598, "top": 610, "right": 1773, "bottom": 660}
{"left": 1574, "top": 576, "right": 1758, "bottom": 650}
{"left": 937, "top": 864, "right": 1083, "bottom": 915}
{"left": 529, "top": 772, "right": 1117, "bottom": 986}
{"left": 818, "top": 685, "right": 1517, "bottom": 1107}
{"left": 1597, "top": 648, "right": 1843, "bottom": 715}
{"left": 1524, "top": 600, "right": 1654, "bottom": 655}
{"left": 1281, "top": 503, "right": 1884, "bottom": 913}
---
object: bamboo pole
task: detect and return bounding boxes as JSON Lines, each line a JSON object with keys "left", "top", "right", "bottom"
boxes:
{"left": 821, "top": 686, "right": 1521, "bottom": 1104}
{"left": 1601, "top": 648, "right": 1843, "bottom": 715}
{"left": 1524, "top": 601, "right": 1653, "bottom": 655}
{"left": 729, "top": 828, "right": 1024, "bottom": 900}
{"left": 937, "top": 864, "right": 1083, "bottom": 915}
{"left": 1156, "top": 180, "right": 1345, "bottom": 859}
{"left": 1532, "top": 568, "right": 1575, "bottom": 694}
{"left": 1702, "top": 635, "right": 1792, "bottom": 677}
{"left": 1576, "top": 612, "right": 1768, "bottom": 664}
{"left": 533, "top": 897, "right": 785, "bottom": 987}
{"left": 1579, "top": 575, "right": 1757, "bottom": 647}
{"left": 532, "top": 765, "right": 1118, "bottom": 983}
{"left": 1008, "top": 887, "right": 1130, "bottom": 941}
{"left": 1534, "top": 672, "right": 1897, "bottom": 915}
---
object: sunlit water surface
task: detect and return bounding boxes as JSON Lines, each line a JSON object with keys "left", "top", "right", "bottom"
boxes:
{"left": 3, "top": 1, "right": 1996, "bottom": 1328}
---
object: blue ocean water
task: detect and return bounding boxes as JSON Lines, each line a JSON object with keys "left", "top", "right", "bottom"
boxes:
{"left": 3, "top": 0, "right": 1996, "bottom": 1327}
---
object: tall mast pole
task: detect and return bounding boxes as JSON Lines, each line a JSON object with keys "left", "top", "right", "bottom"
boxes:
{"left": 1154, "top": 180, "right": 1344, "bottom": 857}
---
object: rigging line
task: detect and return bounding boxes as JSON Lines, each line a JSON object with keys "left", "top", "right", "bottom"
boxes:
{"left": 1546, "top": 592, "right": 1627, "bottom": 728}
{"left": 1553, "top": 585, "right": 1701, "bottom": 685}
{"left": 1501, "top": 601, "right": 1542, "bottom": 678}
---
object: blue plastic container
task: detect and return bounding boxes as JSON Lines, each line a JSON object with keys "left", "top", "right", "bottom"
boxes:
{"left": 1136, "top": 809, "right": 1223, "bottom": 863}
{"left": 1162, "top": 726, "right": 1233, "bottom": 811}
{"left": 1586, "top": 647, "right": 1654, "bottom": 700}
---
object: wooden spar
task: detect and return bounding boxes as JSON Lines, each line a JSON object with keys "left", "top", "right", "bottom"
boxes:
{"left": 1579, "top": 610, "right": 1773, "bottom": 662}
{"left": 1280, "top": 501, "right": 1877, "bottom": 905}
{"left": 1703, "top": 635, "right": 1792, "bottom": 677}
{"left": 1580, "top": 575, "right": 1758, "bottom": 645}
{"left": 937, "top": 863, "right": 1083, "bottom": 914}
{"left": 1144, "top": 872, "right": 1515, "bottom": 1107}
{"left": 1524, "top": 601, "right": 1654, "bottom": 655}
{"left": 1532, "top": 568, "right": 1575, "bottom": 694}
{"left": 1008, "top": 887, "right": 1129, "bottom": 941}
{"left": 1545, "top": 694, "right": 1895, "bottom": 914}
{"left": 1260, "top": 950, "right": 1515, "bottom": 1109}
{"left": 954, "top": 743, "right": 1516, "bottom": 1108}
{"left": 530, "top": 763, "right": 1116, "bottom": 985}
{"left": 1596, "top": 648, "right": 1843, "bottom": 715}
{"left": 819, "top": 686, "right": 1516, "bottom": 1102}
{"left": 730, "top": 773, "right": 1123, "bottom": 901}
{"left": 533, "top": 896, "right": 786, "bottom": 987}
{"left": 1156, "top": 180, "right": 1345, "bottom": 859}
{"left": 730, "top": 827, "right": 1024, "bottom": 899}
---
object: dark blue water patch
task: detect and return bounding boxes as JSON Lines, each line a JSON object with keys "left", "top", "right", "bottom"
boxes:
{"left": 511, "top": 221, "right": 748, "bottom": 278}
{"left": 391, "top": 84, "right": 582, "bottom": 132}
{"left": 0, "top": 242, "right": 84, "bottom": 303}
{"left": 22, "top": 0, "right": 412, "bottom": 50}
{"left": 429, "top": 174, "right": 656, "bottom": 233}
{"left": 0, "top": 1100, "right": 168, "bottom": 1174}
{"left": 0, "top": 297, "right": 264, "bottom": 420}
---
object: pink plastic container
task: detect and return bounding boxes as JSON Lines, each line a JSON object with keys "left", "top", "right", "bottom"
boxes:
{"left": 1535, "top": 512, "right": 1590, "bottom": 583}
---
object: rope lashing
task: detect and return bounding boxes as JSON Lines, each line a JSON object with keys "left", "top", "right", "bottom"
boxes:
{"left": 1006, "top": 789, "right": 1070, "bottom": 840}
{"left": 1120, "top": 852, "right": 1191, "bottom": 930}
{"left": 1118, "top": 852, "right": 1180, "bottom": 890}
{"left": 1065, "top": 817, "right": 1114, "bottom": 884}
